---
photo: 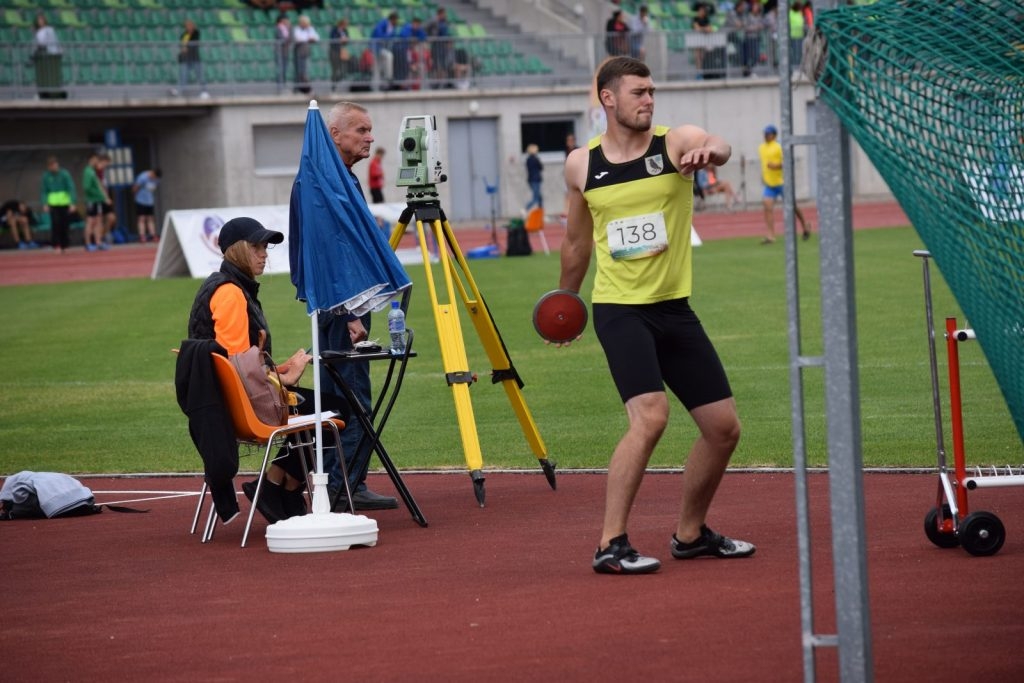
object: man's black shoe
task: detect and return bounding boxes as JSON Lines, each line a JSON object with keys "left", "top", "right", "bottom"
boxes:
{"left": 334, "top": 488, "right": 399, "bottom": 512}
{"left": 242, "top": 479, "right": 288, "bottom": 524}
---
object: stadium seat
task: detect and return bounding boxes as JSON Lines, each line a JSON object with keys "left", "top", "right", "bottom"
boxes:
{"left": 217, "top": 10, "right": 243, "bottom": 27}
{"left": 3, "top": 9, "right": 31, "bottom": 27}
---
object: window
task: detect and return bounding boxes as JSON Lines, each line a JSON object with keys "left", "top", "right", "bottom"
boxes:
{"left": 253, "top": 124, "right": 303, "bottom": 176}
{"left": 520, "top": 117, "right": 577, "bottom": 155}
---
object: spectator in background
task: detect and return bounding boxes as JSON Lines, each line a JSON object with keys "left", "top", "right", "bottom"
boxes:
{"left": 727, "top": 1, "right": 766, "bottom": 78}
{"left": 40, "top": 156, "right": 76, "bottom": 254}
{"left": 370, "top": 11, "right": 399, "bottom": 89}
{"left": 523, "top": 143, "right": 544, "bottom": 214}
{"left": 32, "top": 12, "right": 60, "bottom": 55}
{"left": 368, "top": 146, "right": 386, "bottom": 203}
{"left": 629, "top": 5, "right": 650, "bottom": 61}
{"left": 691, "top": 3, "right": 716, "bottom": 79}
{"left": 1, "top": 200, "right": 39, "bottom": 249}
{"left": 408, "top": 36, "right": 431, "bottom": 90}
{"left": 274, "top": 13, "right": 292, "bottom": 93}
{"left": 172, "top": 19, "right": 207, "bottom": 98}
{"left": 329, "top": 17, "right": 353, "bottom": 92}
{"left": 132, "top": 168, "right": 162, "bottom": 243}
{"left": 292, "top": 14, "right": 319, "bottom": 94}
{"left": 788, "top": 1, "right": 807, "bottom": 72}
{"left": 82, "top": 152, "right": 112, "bottom": 252}
{"left": 395, "top": 16, "right": 426, "bottom": 89}
{"left": 31, "top": 13, "right": 63, "bottom": 99}
{"left": 426, "top": 7, "right": 452, "bottom": 88}
{"left": 452, "top": 45, "right": 472, "bottom": 89}
{"left": 605, "top": 9, "right": 629, "bottom": 56}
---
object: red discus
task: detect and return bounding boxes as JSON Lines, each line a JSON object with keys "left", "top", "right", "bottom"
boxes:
{"left": 533, "top": 289, "right": 588, "bottom": 343}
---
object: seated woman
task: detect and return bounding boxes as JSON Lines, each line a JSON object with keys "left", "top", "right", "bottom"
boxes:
{"left": 185, "top": 216, "right": 345, "bottom": 524}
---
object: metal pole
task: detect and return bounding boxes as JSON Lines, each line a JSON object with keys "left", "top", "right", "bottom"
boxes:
{"left": 779, "top": 22, "right": 824, "bottom": 682}
{"left": 781, "top": 2, "right": 872, "bottom": 680}
{"left": 817, "top": 98, "right": 874, "bottom": 683}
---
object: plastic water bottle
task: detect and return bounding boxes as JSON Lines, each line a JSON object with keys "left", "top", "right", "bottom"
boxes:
{"left": 387, "top": 300, "right": 406, "bottom": 355}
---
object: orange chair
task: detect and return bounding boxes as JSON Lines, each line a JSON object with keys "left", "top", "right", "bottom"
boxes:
{"left": 524, "top": 206, "right": 550, "bottom": 255}
{"left": 191, "top": 352, "right": 353, "bottom": 547}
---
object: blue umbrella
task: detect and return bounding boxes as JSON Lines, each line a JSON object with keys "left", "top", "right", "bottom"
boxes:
{"left": 290, "top": 100, "right": 411, "bottom": 317}
{"left": 288, "top": 100, "right": 411, "bottom": 515}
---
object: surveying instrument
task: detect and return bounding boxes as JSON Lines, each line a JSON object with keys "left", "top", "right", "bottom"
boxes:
{"left": 388, "top": 115, "right": 556, "bottom": 506}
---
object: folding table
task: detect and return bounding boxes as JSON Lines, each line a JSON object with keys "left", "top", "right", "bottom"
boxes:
{"left": 321, "top": 329, "right": 427, "bottom": 527}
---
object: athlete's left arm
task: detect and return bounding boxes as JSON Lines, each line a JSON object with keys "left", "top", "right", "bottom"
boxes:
{"left": 668, "top": 124, "right": 732, "bottom": 176}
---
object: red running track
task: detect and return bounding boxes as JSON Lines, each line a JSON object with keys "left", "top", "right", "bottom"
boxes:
{"left": 1, "top": 471, "right": 1022, "bottom": 682}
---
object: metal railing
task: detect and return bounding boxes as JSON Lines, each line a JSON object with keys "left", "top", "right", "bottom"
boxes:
{"left": 1, "top": 28, "right": 790, "bottom": 100}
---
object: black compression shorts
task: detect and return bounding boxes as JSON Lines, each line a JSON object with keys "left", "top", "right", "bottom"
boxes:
{"left": 592, "top": 298, "right": 733, "bottom": 409}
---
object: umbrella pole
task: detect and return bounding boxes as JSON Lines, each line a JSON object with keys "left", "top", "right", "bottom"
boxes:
{"left": 310, "top": 311, "right": 330, "bottom": 515}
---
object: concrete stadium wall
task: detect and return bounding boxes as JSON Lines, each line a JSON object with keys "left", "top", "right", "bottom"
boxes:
{"left": 0, "top": 79, "right": 891, "bottom": 227}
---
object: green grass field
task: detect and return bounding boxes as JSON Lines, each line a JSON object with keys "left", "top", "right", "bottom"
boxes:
{"left": 0, "top": 225, "right": 1018, "bottom": 476}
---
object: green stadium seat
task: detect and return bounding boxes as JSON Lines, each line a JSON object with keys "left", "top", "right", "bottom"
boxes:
{"left": 527, "top": 55, "right": 551, "bottom": 75}
{"left": 675, "top": 2, "right": 695, "bottom": 17}
{"left": 3, "top": 9, "right": 32, "bottom": 27}
{"left": 138, "top": 10, "right": 169, "bottom": 27}
{"left": 217, "top": 10, "right": 243, "bottom": 27}
{"left": 67, "top": 27, "right": 93, "bottom": 43}
{"left": 101, "top": 0, "right": 132, "bottom": 8}
{"left": 470, "top": 23, "right": 487, "bottom": 38}
{"left": 229, "top": 26, "right": 250, "bottom": 42}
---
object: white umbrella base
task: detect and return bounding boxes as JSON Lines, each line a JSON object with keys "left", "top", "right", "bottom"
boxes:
{"left": 265, "top": 512, "right": 379, "bottom": 553}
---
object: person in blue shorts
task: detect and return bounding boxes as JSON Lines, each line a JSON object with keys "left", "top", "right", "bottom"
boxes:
{"left": 758, "top": 124, "right": 811, "bottom": 243}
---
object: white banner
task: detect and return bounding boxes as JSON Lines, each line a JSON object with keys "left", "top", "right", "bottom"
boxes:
{"left": 151, "top": 203, "right": 416, "bottom": 279}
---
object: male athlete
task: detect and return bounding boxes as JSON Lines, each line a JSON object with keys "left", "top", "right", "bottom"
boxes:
{"left": 559, "top": 57, "right": 756, "bottom": 574}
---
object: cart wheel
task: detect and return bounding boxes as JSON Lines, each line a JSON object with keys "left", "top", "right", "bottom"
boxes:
{"left": 924, "top": 505, "right": 960, "bottom": 548}
{"left": 959, "top": 511, "right": 1005, "bottom": 557}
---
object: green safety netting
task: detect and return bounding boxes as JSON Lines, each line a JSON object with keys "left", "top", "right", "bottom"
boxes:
{"left": 809, "top": 0, "right": 1024, "bottom": 442}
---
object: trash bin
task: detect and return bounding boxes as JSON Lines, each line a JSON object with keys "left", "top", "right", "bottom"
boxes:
{"left": 34, "top": 52, "right": 66, "bottom": 99}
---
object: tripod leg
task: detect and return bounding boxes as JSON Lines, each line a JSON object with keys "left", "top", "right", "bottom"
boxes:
{"left": 388, "top": 220, "right": 408, "bottom": 251}
{"left": 413, "top": 217, "right": 488, "bottom": 504}
{"left": 439, "top": 218, "right": 557, "bottom": 490}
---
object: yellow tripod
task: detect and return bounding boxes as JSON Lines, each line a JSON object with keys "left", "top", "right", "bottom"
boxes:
{"left": 389, "top": 199, "right": 555, "bottom": 506}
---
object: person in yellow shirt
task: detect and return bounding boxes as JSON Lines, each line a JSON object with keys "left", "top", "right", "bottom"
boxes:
{"left": 758, "top": 124, "right": 810, "bottom": 243}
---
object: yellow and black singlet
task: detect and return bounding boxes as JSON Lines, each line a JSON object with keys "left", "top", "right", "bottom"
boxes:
{"left": 584, "top": 125, "right": 695, "bottom": 305}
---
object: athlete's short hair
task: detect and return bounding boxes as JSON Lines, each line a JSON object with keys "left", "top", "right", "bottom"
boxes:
{"left": 596, "top": 57, "right": 651, "bottom": 95}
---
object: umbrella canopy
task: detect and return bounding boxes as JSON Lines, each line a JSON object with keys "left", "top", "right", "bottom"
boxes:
{"left": 290, "top": 100, "right": 411, "bottom": 316}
